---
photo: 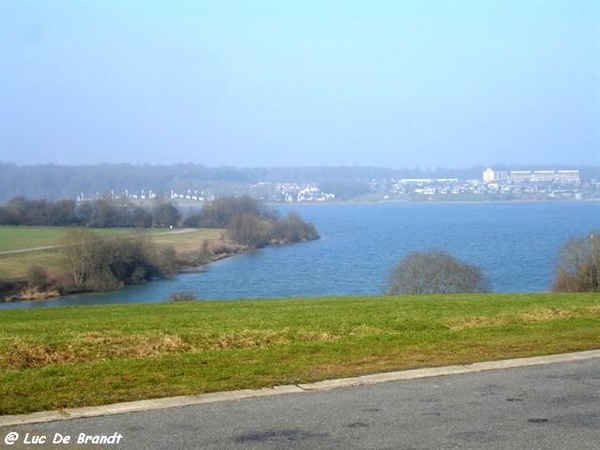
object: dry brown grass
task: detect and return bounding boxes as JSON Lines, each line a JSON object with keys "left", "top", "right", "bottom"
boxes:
{"left": 298, "top": 330, "right": 338, "bottom": 342}
{"left": 0, "top": 333, "right": 192, "bottom": 369}
{"left": 1, "top": 339, "right": 78, "bottom": 369}
{"left": 445, "top": 316, "right": 508, "bottom": 331}
{"left": 520, "top": 306, "right": 600, "bottom": 322}
{"left": 8, "top": 286, "right": 61, "bottom": 301}
{"left": 520, "top": 308, "right": 575, "bottom": 322}
{"left": 207, "top": 329, "right": 291, "bottom": 350}
{"left": 445, "top": 305, "right": 600, "bottom": 331}
{"left": 77, "top": 332, "right": 192, "bottom": 358}
{"left": 0, "top": 323, "right": 395, "bottom": 370}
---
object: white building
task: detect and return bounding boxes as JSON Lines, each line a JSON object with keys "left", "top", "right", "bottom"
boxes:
{"left": 484, "top": 168, "right": 581, "bottom": 184}
{"left": 531, "top": 170, "right": 556, "bottom": 183}
{"left": 483, "top": 168, "right": 509, "bottom": 183}
{"left": 509, "top": 171, "right": 532, "bottom": 183}
{"left": 555, "top": 170, "right": 581, "bottom": 184}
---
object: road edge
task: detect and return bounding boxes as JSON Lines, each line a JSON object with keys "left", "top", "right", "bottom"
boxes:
{"left": 2, "top": 349, "right": 599, "bottom": 427}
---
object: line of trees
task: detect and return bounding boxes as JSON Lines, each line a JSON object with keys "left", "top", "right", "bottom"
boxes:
{"left": 0, "top": 197, "right": 181, "bottom": 228}
{"left": 184, "top": 196, "right": 320, "bottom": 248}
{"left": 0, "top": 196, "right": 319, "bottom": 247}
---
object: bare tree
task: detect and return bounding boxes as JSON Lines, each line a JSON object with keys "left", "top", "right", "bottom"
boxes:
{"left": 387, "top": 249, "right": 491, "bottom": 295}
{"left": 552, "top": 232, "right": 600, "bottom": 292}
{"left": 61, "top": 228, "right": 97, "bottom": 288}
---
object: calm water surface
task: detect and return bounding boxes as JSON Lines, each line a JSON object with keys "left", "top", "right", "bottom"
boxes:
{"left": 2, "top": 202, "right": 599, "bottom": 309}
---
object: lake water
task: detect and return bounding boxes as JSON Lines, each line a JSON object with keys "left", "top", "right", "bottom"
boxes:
{"left": 2, "top": 201, "right": 599, "bottom": 309}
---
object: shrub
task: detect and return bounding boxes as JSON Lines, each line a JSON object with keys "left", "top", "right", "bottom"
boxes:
{"left": 169, "top": 291, "right": 195, "bottom": 301}
{"left": 61, "top": 230, "right": 180, "bottom": 293}
{"left": 53, "top": 273, "right": 76, "bottom": 295}
{"left": 195, "top": 239, "right": 214, "bottom": 265}
{"left": 388, "top": 249, "right": 491, "bottom": 295}
{"left": 27, "top": 265, "right": 50, "bottom": 290}
{"left": 271, "top": 212, "right": 320, "bottom": 243}
{"left": 552, "top": 232, "right": 600, "bottom": 292}
{"left": 227, "top": 214, "right": 272, "bottom": 248}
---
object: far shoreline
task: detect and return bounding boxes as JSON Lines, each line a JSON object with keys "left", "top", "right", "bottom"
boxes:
{"left": 269, "top": 197, "right": 600, "bottom": 208}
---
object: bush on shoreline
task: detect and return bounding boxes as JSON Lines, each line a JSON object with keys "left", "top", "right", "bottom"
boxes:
{"left": 61, "top": 229, "right": 179, "bottom": 293}
{"left": 185, "top": 196, "right": 320, "bottom": 248}
{"left": 553, "top": 231, "right": 600, "bottom": 292}
{"left": 387, "top": 250, "right": 491, "bottom": 295}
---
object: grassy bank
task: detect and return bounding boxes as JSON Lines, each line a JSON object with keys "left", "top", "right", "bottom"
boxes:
{"left": 0, "top": 226, "right": 223, "bottom": 280}
{"left": 1, "top": 293, "right": 599, "bottom": 415}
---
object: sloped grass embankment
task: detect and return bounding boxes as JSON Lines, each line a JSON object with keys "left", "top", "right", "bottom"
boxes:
{"left": 1, "top": 293, "right": 599, "bottom": 415}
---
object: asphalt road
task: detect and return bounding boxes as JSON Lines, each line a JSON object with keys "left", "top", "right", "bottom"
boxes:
{"left": 3, "top": 357, "right": 600, "bottom": 450}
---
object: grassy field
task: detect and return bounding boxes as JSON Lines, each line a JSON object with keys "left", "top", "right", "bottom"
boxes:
{"left": 0, "top": 293, "right": 599, "bottom": 415}
{"left": 0, "top": 226, "right": 140, "bottom": 253}
{"left": 148, "top": 228, "right": 223, "bottom": 253}
{"left": 0, "top": 226, "right": 224, "bottom": 279}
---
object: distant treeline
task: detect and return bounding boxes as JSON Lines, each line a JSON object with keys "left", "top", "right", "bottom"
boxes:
{"left": 4, "top": 162, "right": 598, "bottom": 203}
{"left": 0, "top": 195, "right": 319, "bottom": 249}
{"left": 0, "top": 197, "right": 180, "bottom": 228}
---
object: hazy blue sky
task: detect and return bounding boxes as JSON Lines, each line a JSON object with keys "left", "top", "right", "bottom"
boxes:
{"left": 1, "top": 0, "right": 598, "bottom": 168}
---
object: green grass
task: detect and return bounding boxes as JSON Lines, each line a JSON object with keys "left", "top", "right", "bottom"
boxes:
{"left": 0, "top": 226, "right": 224, "bottom": 279}
{"left": 0, "top": 293, "right": 599, "bottom": 415}
{"left": 0, "top": 226, "right": 139, "bottom": 253}
{"left": 0, "top": 248, "right": 63, "bottom": 280}
{"left": 149, "top": 228, "right": 224, "bottom": 253}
